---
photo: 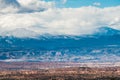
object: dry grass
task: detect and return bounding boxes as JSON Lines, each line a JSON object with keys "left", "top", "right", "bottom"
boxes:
{"left": 0, "top": 67, "right": 120, "bottom": 80}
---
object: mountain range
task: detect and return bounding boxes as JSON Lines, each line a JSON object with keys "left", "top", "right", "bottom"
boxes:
{"left": 0, "top": 27, "right": 120, "bottom": 62}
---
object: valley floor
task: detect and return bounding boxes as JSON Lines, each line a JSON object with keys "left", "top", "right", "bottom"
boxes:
{"left": 0, "top": 62, "right": 120, "bottom": 80}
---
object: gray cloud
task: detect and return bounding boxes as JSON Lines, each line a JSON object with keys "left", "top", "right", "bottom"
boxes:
{"left": 0, "top": 0, "right": 55, "bottom": 13}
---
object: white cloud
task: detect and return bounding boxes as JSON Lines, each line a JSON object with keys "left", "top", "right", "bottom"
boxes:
{"left": 93, "top": 2, "right": 101, "bottom": 6}
{"left": 17, "top": 0, "right": 55, "bottom": 12}
{"left": 0, "top": 0, "right": 120, "bottom": 38}
{"left": 62, "top": 0, "right": 67, "bottom": 4}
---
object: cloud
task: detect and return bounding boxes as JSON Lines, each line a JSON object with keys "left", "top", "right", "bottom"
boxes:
{"left": 0, "top": 0, "right": 120, "bottom": 38}
{"left": 62, "top": 0, "right": 67, "bottom": 4}
{"left": 17, "top": 0, "right": 55, "bottom": 12}
{"left": 0, "top": 0, "right": 55, "bottom": 13}
{"left": 93, "top": 2, "right": 101, "bottom": 6}
{"left": 0, "top": 0, "right": 20, "bottom": 13}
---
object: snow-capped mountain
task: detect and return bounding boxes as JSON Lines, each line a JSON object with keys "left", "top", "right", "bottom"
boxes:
{"left": 93, "top": 27, "right": 120, "bottom": 36}
{"left": 0, "top": 27, "right": 120, "bottom": 62}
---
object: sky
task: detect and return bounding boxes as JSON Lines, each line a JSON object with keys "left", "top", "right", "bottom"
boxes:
{"left": 0, "top": 0, "right": 120, "bottom": 38}
{"left": 46, "top": 0, "right": 120, "bottom": 8}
